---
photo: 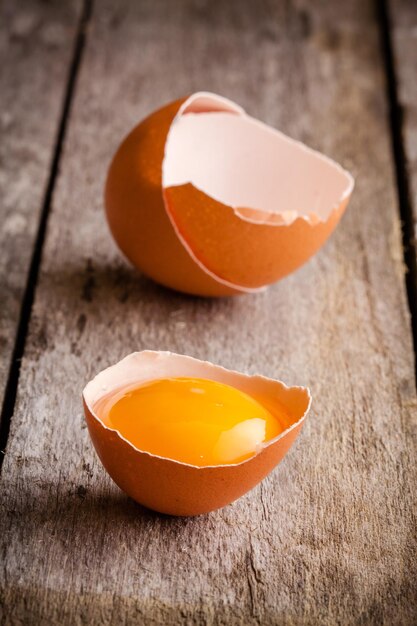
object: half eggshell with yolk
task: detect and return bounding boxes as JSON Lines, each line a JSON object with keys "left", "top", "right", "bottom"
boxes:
{"left": 83, "top": 351, "right": 311, "bottom": 516}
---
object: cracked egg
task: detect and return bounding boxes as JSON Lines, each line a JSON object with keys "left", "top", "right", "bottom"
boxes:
{"left": 83, "top": 351, "right": 311, "bottom": 516}
{"left": 105, "top": 92, "right": 354, "bottom": 296}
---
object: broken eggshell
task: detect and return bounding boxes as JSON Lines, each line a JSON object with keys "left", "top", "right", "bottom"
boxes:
{"left": 105, "top": 92, "right": 354, "bottom": 296}
{"left": 83, "top": 351, "right": 311, "bottom": 516}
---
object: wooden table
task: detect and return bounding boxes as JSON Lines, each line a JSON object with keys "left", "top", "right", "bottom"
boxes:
{"left": 1, "top": 1, "right": 416, "bottom": 623}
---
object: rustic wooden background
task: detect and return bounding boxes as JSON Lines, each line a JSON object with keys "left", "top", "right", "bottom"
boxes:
{"left": 1, "top": 0, "right": 416, "bottom": 624}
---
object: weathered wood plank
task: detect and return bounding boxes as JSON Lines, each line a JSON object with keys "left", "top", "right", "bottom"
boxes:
{"left": 0, "top": 0, "right": 82, "bottom": 413}
{"left": 1, "top": 0, "right": 417, "bottom": 624}
{"left": 388, "top": 0, "right": 417, "bottom": 283}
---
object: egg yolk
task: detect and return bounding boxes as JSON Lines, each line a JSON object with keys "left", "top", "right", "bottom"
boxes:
{"left": 99, "top": 377, "right": 286, "bottom": 466}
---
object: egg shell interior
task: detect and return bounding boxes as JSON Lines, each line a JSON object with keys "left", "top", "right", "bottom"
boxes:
{"left": 164, "top": 112, "right": 351, "bottom": 221}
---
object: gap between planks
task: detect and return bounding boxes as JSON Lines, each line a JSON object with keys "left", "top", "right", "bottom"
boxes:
{"left": 0, "top": 0, "right": 94, "bottom": 474}
{"left": 377, "top": 0, "right": 417, "bottom": 378}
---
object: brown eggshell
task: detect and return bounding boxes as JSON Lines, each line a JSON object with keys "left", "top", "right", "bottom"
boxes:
{"left": 165, "top": 185, "right": 348, "bottom": 289}
{"left": 105, "top": 96, "right": 244, "bottom": 297}
{"left": 105, "top": 91, "right": 354, "bottom": 296}
{"left": 83, "top": 351, "right": 311, "bottom": 516}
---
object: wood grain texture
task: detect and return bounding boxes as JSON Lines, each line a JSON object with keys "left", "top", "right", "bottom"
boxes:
{"left": 0, "top": 0, "right": 82, "bottom": 407}
{"left": 1, "top": 0, "right": 417, "bottom": 623}
{"left": 389, "top": 0, "right": 417, "bottom": 268}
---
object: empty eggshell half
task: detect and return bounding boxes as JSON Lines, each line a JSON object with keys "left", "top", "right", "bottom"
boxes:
{"left": 83, "top": 351, "right": 311, "bottom": 516}
{"left": 106, "top": 91, "right": 354, "bottom": 296}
